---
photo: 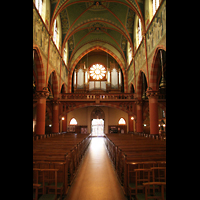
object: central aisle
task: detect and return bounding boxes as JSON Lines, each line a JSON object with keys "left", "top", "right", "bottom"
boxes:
{"left": 65, "top": 137, "right": 127, "bottom": 200}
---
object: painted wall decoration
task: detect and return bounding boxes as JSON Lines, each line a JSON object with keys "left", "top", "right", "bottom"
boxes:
{"left": 127, "top": 0, "right": 166, "bottom": 93}
{"left": 33, "top": 8, "right": 49, "bottom": 58}
{"left": 126, "top": 8, "right": 135, "bottom": 33}
{"left": 134, "top": 40, "right": 145, "bottom": 77}
{"left": 33, "top": 6, "right": 68, "bottom": 91}
{"left": 60, "top": 8, "right": 69, "bottom": 34}
{"left": 128, "top": 62, "right": 134, "bottom": 86}
{"left": 146, "top": 1, "right": 166, "bottom": 57}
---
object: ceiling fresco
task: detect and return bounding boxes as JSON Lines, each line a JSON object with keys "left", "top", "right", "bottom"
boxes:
{"left": 49, "top": 0, "right": 145, "bottom": 71}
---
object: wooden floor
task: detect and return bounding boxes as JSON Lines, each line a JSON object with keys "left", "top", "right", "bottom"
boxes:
{"left": 65, "top": 137, "right": 127, "bottom": 200}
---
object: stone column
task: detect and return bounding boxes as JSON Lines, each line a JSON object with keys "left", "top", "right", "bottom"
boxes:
{"left": 35, "top": 88, "right": 49, "bottom": 135}
{"left": 146, "top": 89, "right": 159, "bottom": 135}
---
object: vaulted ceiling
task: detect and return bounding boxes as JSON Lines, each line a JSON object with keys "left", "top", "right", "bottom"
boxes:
{"left": 50, "top": 0, "right": 145, "bottom": 70}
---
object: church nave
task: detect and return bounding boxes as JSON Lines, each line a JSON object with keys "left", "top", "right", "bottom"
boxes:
{"left": 65, "top": 137, "right": 127, "bottom": 200}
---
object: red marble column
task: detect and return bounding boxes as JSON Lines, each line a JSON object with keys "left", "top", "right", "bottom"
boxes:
{"left": 136, "top": 101, "right": 143, "bottom": 133}
{"left": 35, "top": 89, "right": 49, "bottom": 135}
{"left": 147, "top": 90, "right": 159, "bottom": 135}
{"left": 52, "top": 101, "right": 59, "bottom": 133}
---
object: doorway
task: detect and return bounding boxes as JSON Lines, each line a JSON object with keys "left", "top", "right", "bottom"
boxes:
{"left": 91, "top": 119, "right": 104, "bottom": 136}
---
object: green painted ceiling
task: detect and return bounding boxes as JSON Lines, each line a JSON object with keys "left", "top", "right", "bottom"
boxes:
{"left": 50, "top": 0, "right": 145, "bottom": 70}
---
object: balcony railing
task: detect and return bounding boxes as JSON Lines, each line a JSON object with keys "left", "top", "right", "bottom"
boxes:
{"left": 33, "top": 92, "right": 165, "bottom": 101}
{"left": 60, "top": 93, "right": 135, "bottom": 100}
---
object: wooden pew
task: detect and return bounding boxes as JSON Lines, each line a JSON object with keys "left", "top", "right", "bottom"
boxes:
{"left": 33, "top": 134, "right": 91, "bottom": 195}
{"left": 104, "top": 134, "right": 166, "bottom": 197}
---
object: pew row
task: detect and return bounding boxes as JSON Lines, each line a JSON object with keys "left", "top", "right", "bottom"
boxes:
{"left": 33, "top": 134, "right": 91, "bottom": 199}
{"left": 104, "top": 134, "right": 166, "bottom": 198}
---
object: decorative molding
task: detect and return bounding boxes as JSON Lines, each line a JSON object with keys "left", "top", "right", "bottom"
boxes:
{"left": 146, "top": 88, "right": 159, "bottom": 98}
{"left": 35, "top": 88, "right": 49, "bottom": 99}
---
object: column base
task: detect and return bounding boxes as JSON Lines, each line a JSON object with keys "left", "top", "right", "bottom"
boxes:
{"left": 149, "top": 134, "right": 159, "bottom": 139}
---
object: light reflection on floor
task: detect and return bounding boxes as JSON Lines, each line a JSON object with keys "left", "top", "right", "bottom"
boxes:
{"left": 65, "top": 137, "right": 127, "bottom": 200}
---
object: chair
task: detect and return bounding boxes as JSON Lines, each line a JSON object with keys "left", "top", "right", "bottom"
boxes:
{"left": 33, "top": 184, "right": 41, "bottom": 200}
{"left": 33, "top": 162, "right": 51, "bottom": 195}
{"left": 151, "top": 167, "right": 166, "bottom": 182}
{"left": 151, "top": 167, "right": 166, "bottom": 194}
{"left": 47, "top": 162, "right": 65, "bottom": 198}
{"left": 128, "top": 163, "right": 137, "bottom": 199}
{"left": 128, "top": 167, "right": 151, "bottom": 200}
{"left": 38, "top": 169, "right": 59, "bottom": 200}
{"left": 136, "top": 182, "right": 166, "bottom": 200}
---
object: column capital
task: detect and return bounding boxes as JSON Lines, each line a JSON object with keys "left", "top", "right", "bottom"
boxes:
{"left": 146, "top": 88, "right": 159, "bottom": 98}
{"left": 35, "top": 87, "right": 49, "bottom": 99}
{"left": 52, "top": 100, "right": 60, "bottom": 105}
{"left": 135, "top": 99, "right": 143, "bottom": 105}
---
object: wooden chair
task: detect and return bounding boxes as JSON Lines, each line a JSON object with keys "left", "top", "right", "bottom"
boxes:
{"left": 128, "top": 163, "right": 137, "bottom": 199}
{"left": 150, "top": 167, "right": 166, "bottom": 195}
{"left": 136, "top": 182, "right": 166, "bottom": 200}
{"left": 151, "top": 167, "right": 166, "bottom": 182}
{"left": 33, "top": 162, "right": 51, "bottom": 195}
{"left": 47, "top": 162, "right": 66, "bottom": 198}
{"left": 128, "top": 168, "right": 151, "bottom": 200}
{"left": 33, "top": 184, "right": 41, "bottom": 200}
{"left": 38, "top": 169, "right": 59, "bottom": 200}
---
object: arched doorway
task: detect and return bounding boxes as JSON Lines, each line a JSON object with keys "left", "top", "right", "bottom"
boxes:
{"left": 91, "top": 119, "right": 104, "bottom": 136}
{"left": 91, "top": 107, "right": 105, "bottom": 137}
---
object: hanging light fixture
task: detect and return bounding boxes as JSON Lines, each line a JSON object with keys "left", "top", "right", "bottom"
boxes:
{"left": 159, "top": 50, "right": 166, "bottom": 89}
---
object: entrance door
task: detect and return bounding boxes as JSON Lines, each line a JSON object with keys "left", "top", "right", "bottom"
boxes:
{"left": 91, "top": 119, "right": 104, "bottom": 136}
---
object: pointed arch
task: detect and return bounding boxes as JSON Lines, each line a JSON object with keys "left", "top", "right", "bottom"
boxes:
{"left": 33, "top": 45, "right": 45, "bottom": 90}
{"left": 149, "top": 45, "right": 166, "bottom": 90}
{"left": 130, "top": 82, "right": 135, "bottom": 93}
{"left": 118, "top": 117, "right": 126, "bottom": 125}
{"left": 61, "top": 83, "right": 67, "bottom": 93}
{"left": 136, "top": 70, "right": 147, "bottom": 100}
{"left": 68, "top": 45, "right": 127, "bottom": 93}
{"left": 69, "top": 117, "right": 77, "bottom": 125}
{"left": 48, "top": 70, "right": 59, "bottom": 99}
{"left": 91, "top": 107, "right": 105, "bottom": 119}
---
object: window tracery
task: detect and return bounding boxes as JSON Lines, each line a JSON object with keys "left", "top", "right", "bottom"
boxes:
{"left": 89, "top": 64, "right": 106, "bottom": 80}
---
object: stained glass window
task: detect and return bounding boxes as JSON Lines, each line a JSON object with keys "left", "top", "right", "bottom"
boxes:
{"left": 153, "top": 0, "right": 160, "bottom": 15}
{"left": 90, "top": 64, "right": 106, "bottom": 80}
{"left": 35, "top": 0, "right": 43, "bottom": 15}
{"left": 53, "top": 19, "right": 58, "bottom": 45}
{"left": 118, "top": 118, "right": 126, "bottom": 125}
{"left": 138, "top": 19, "right": 142, "bottom": 44}
{"left": 70, "top": 118, "right": 77, "bottom": 125}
